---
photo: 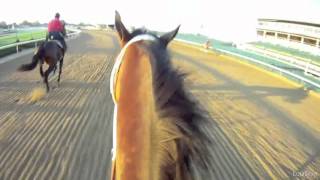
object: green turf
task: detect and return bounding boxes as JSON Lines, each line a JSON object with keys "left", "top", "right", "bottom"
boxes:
{"left": 0, "top": 30, "right": 46, "bottom": 47}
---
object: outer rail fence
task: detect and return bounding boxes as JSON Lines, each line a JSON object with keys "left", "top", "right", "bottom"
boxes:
{"left": 175, "top": 39, "right": 320, "bottom": 91}
{"left": 239, "top": 44, "right": 320, "bottom": 78}
{"left": 0, "top": 29, "right": 81, "bottom": 53}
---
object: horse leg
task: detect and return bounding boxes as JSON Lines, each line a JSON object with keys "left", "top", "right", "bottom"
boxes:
{"left": 44, "top": 65, "right": 55, "bottom": 92}
{"left": 57, "top": 58, "right": 64, "bottom": 85}
{"left": 39, "top": 62, "right": 44, "bottom": 77}
{"left": 53, "top": 65, "right": 57, "bottom": 75}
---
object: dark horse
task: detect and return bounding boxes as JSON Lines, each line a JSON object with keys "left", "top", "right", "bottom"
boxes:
{"left": 110, "top": 11, "right": 213, "bottom": 180}
{"left": 17, "top": 24, "right": 67, "bottom": 92}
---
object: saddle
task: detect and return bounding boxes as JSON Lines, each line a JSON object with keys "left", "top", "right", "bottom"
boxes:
{"left": 48, "top": 32, "right": 65, "bottom": 50}
{"left": 50, "top": 39, "right": 64, "bottom": 50}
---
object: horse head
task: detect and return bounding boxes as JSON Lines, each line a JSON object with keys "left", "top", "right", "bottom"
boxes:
{"left": 111, "top": 11, "right": 213, "bottom": 180}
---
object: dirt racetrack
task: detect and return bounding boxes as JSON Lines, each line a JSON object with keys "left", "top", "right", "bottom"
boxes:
{"left": 0, "top": 30, "right": 319, "bottom": 179}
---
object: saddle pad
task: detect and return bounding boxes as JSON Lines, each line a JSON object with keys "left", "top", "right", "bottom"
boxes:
{"left": 50, "top": 39, "right": 64, "bottom": 49}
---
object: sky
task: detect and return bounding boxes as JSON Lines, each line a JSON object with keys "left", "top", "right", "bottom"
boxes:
{"left": 1, "top": 0, "right": 319, "bottom": 42}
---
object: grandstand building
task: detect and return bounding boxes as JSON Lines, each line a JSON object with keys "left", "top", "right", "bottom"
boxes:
{"left": 256, "top": 19, "right": 320, "bottom": 54}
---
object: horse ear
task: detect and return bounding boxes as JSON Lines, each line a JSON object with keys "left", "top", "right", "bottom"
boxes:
{"left": 115, "top": 11, "right": 131, "bottom": 46}
{"left": 160, "top": 25, "right": 180, "bottom": 47}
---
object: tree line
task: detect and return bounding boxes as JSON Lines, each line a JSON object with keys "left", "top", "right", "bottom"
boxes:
{"left": 0, "top": 20, "right": 109, "bottom": 29}
{"left": 0, "top": 21, "right": 46, "bottom": 29}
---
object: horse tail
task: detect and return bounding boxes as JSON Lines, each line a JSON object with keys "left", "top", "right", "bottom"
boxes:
{"left": 18, "top": 42, "right": 45, "bottom": 71}
{"left": 18, "top": 54, "right": 39, "bottom": 71}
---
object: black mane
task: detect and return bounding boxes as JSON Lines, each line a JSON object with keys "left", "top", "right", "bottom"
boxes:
{"left": 132, "top": 30, "right": 214, "bottom": 179}
{"left": 129, "top": 28, "right": 159, "bottom": 41}
{"left": 131, "top": 28, "right": 148, "bottom": 37}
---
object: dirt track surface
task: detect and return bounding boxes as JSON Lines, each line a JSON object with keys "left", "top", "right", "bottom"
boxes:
{"left": 0, "top": 31, "right": 319, "bottom": 179}
{"left": 171, "top": 43, "right": 320, "bottom": 179}
{"left": 0, "top": 31, "right": 118, "bottom": 180}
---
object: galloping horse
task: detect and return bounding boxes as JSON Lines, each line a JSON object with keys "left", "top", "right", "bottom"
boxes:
{"left": 17, "top": 24, "right": 67, "bottom": 92}
{"left": 110, "top": 11, "right": 213, "bottom": 180}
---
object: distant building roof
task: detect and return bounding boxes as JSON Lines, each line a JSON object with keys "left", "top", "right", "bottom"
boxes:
{"left": 258, "top": 18, "right": 320, "bottom": 28}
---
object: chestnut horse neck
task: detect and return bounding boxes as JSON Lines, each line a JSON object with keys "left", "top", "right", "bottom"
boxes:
{"left": 110, "top": 32, "right": 213, "bottom": 180}
{"left": 110, "top": 34, "right": 156, "bottom": 155}
{"left": 110, "top": 34, "right": 157, "bottom": 180}
{"left": 110, "top": 34, "right": 156, "bottom": 103}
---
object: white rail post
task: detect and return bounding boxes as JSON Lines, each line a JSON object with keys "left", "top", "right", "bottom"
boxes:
{"left": 304, "top": 60, "right": 311, "bottom": 75}
{"left": 15, "top": 31, "right": 19, "bottom": 53}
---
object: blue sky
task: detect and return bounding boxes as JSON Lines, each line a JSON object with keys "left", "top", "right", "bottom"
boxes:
{"left": 1, "top": 0, "right": 319, "bottom": 41}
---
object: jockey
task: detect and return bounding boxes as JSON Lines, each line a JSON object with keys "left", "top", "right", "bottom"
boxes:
{"left": 204, "top": 40, "right": 211, "bottom": 49}
{"left": 47, "top": 13, "right": 67, "bottom": 51}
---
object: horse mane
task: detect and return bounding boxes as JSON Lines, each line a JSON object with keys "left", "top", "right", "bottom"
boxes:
{"left": 130, "top": 29, "right": 214, "bottom": 179}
